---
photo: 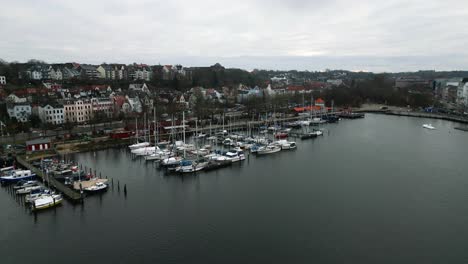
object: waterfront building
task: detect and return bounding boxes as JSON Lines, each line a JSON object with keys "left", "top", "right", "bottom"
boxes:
{"left": 26, "top": 138, "right": 51, "bottom": 152}
{"left": 36, "top": 104, "right": 64, "bottom": 125}
{"left": 63, "top": 99, "right": 93, "bottom": 123}
{"left": 91, "top": 97, "right": 114, "bottom": 118}
{"left": 6, "top": 103, "right": 32, "bottom": 122}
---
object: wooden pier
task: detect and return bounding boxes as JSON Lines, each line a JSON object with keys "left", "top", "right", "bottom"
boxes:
{"left": 15, "top": 155, "right": 83, "bottom": 202}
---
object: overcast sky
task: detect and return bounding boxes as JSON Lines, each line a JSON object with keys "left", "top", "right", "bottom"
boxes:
{"left": 1, "top": 0, "right": 468, "bottom": 72}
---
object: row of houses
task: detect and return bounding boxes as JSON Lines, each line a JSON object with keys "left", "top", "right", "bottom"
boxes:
{"left": 4, "top": 83, "right": 156, "bottom": 124}
{"left": 434, "top": 78, "right": 468, "bottom": 106}
{"left": 19, "top": 63, "right": 190, "bottom": 82}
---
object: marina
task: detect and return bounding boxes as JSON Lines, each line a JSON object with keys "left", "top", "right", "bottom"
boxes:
{"left": 2, "top": 114, "right": 468, "bottom": 264}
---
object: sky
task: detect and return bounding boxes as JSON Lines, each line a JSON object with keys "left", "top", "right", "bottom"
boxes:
{"left": 1, "top": 0, "right": 468, "bottom": 72}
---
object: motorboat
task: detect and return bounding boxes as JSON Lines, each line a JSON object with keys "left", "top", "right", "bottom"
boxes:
{"left": 310, "top": 129, "right": 323, "bottom": 136}
{"left": 13, "top": 180, "right": 38, "bottom": 189}
{"left": 0, "top": 170, "right": 36, "bottom": 184}
{"left": 257, "top": 144, "right": 281, "bottom": 155}
{"left": 16, "top": 185, "right": 42, "bottom": 195}
{"left": 223, "top": 149, "right": 246, "bottom": 162}
{"left": 31, "top": 194, "right": 63, "bottom": 211}
{"left": 128, "top": 142, "right": 150, "bottom": 150}
{"left": 144, "top": 150, "right": 171, "bottom": 161}
{"left": 84, "top": 182, "right": 108, "bottom": 193}
{"left": 274, "top": 140, "right": 297, "bottom": 150}
{"left": 423, "top": 124, "right": 435, "bottom": 130}
{"left": 175, "top": 160, "right": 208, "bottom": 173}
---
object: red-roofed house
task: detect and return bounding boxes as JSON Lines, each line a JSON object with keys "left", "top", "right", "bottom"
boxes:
{"left": 315, "top": 98, "right": 325, "bottom": 107}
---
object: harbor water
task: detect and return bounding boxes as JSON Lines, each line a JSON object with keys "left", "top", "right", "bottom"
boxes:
{"left": 2, "top": 113, "right": 468, "bottom": 263}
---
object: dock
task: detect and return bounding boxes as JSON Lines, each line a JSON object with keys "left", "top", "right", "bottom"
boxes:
{"left": 15, "top": 155, "right": 83, "bottom": 202}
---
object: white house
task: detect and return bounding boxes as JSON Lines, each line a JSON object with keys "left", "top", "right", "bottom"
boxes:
{"left": 37, "top": 104, "right": 64, "bottom": 125}
{"left": 0, "top": 76, "right": 6, "bottom": 85}
{"left": 7, "top": 103, "right": 32, "bottom": 122}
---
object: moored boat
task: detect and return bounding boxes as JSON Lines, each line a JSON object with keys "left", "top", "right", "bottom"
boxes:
{"left": 274, "top": 140, "right": 297, "bottom": 150}
{"left": 84, "top": 181, "right": 108, "bottom": 193}
{"left": 31, "top": 194, "right": 63, "bottom": 211}
{"left": 257, "top": 144, "right": 281, "bottom": 155}
{"left": 0, "top": 170, "right": 36, "bottom": 184}
{"left": 423, "top": 124, "right": 435, "bottom": 130}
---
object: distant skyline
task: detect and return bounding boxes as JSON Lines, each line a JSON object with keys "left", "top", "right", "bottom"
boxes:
{"left": 2, "top": 0, "right": 468, "bottom": 72}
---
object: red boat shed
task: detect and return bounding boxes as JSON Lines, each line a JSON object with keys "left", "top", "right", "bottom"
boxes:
{"left": 26, "top": 138, "right": 51, "bottom": 152}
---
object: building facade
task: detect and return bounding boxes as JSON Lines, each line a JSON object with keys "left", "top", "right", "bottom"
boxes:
{"left": 37, "top": 104, "right": 64, "bottom": 125}
{"left": 63, "top": 99, "right": 93, "bottom": 123}
{"left": 91, "top": 98, "right": 114, "bottom": 118}
{"left": 0, "top": 76, "right": 6, "bottom": 85}
{"left": 7, "top": 103, "right": 32, "bottom": 122}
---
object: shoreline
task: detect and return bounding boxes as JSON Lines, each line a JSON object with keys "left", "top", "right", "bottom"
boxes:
{"left": 367, "top": 110, "right": 468, "bottom": 125}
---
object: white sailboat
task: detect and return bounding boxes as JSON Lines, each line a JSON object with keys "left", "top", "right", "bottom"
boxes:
{"left": 129, "top": 117, "right": 150, "bottom": 149}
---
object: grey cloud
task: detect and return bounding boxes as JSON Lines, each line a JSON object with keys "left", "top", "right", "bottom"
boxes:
{"left": 1, "top": 0, "right": 468, "bottom": 71}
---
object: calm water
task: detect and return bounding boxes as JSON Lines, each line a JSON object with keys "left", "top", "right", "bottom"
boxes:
{"left": 2, "top": 114, "right": 468, "bottom": 264}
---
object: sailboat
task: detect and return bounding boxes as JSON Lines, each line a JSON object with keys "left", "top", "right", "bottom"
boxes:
{"left": 129, "top": 117, "right": 150, "bottom": 149}
{"left": 175, "top": 112, "right": 208, "bottom": 173}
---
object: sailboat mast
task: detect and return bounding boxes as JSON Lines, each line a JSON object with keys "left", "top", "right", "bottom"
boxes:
{"left": 153, "top": 107, "right": 157, "bottom": 145}
{"left": 182, "top": 111, "right": 186, "bottom": 158}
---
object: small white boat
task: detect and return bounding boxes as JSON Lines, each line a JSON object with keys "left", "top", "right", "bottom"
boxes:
{"left": 223, "top": 149, "right": 246, "bottom": 162}
{"left": 175, "top": 160, "right": 208, "bottom": 173}
{"left": 128, "top": 142, "right": 150, "bottom": 150}
{"left": 31, "top": 194, "right": 63, "bottom": 211}
{"left": 161, "top": 156, "right": 183, "bottom": 167}
{"left": 274, "top": 140, "right": 297, "bottom": 150}
{"left": 13, "top": 180, "right": 38, "bottom": 189}
{"left": 131, "top": 146, "right": 159, "bottom": 155}
{"left": 423, "top": 124, "right": 435, "bottom": 130}
{"left": 257, "top": 144, "right": 281, "bottom": 155}
{"left": 16, "top": 185, "right": 42, "bottom": 195}
{"left": 84, "top": 182, "right": 108, "bottom": 193}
